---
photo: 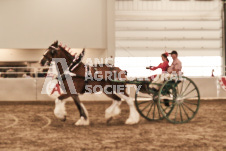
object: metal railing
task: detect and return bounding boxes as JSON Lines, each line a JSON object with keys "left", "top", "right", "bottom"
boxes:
{"left": 0, "top": 67, "right": 51, "bottom": 78}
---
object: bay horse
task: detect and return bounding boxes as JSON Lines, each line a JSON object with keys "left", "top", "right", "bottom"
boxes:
{"left": 40, "top": 41, "right": 140, "bottom": 125}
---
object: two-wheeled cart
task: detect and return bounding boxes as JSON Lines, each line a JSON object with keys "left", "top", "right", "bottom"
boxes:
{"left": 112, "top": 76, "right": 200, "bottom": 124}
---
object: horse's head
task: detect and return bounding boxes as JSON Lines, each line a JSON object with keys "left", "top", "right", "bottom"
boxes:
{"left": 40, "top": 41, "right": 75, "bottom": 66}
{"left": 40, "top": 41, "right": 59, "bottom": 66}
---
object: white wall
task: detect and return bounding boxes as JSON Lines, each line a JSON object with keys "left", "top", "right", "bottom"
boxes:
{"left": 0, "top": 48, "right": 106, "bottom": 62}
{"left": 0, "top": 77, "right": 225, "bottom": 101}
{"left": 0, "top": 0, "right": 107, "bottom": 49}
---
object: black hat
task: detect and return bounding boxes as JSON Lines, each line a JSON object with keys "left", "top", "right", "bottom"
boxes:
{"left": 169, "top": 50, "right": 178, "bottom": 55}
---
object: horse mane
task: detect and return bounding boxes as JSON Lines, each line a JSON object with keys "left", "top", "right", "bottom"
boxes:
{"left": 52, "top": 41, "right": 85, "bottom": 63}
{"left": 58, "top": 44, "right": 74, "bottom": 61}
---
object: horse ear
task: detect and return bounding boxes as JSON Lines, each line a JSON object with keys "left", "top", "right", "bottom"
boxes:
{"left": 52, "top": 41, "right": 58, "bottom": 47}
{"left": 81, "top": 48, "right": 85, "bottom": 57}
{"left": 82, "top": 48, "right": 85, "bottom": 54}
{"left": 79, "top": 48, "right": 85, "bottom": 59}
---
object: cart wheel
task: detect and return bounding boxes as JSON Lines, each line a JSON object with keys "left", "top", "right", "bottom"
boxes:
{"left": 158, "top": 76, "right": 200, "bottom": 124}
{"left": 135, "top": 86, "right": 164, "bottom": 121}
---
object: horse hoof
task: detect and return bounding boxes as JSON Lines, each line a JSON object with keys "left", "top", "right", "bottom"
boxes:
{"left": 125, "top": 118, "right": 139, "bottom": 125}
{"left": 75, "top": 117, "right": 89, "bottom": 126}
{"left": 105, "top": 107, "right": 121, "bottom": 119}
{"left": 61, "top": 116, "right": 66, "bottom": 122}
{"left": 106, "top": 117, "right": 113, "bottom": 124}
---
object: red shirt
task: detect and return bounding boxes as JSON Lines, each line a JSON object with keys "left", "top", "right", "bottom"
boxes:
{"left": 150, "top": 61, "right": 169, "bottom": 72}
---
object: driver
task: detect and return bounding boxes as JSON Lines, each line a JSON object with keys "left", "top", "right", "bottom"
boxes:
{"left": 167, "top": 50, "right": 182, "bottom": 74}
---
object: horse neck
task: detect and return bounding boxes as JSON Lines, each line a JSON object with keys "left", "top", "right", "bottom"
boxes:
{"left": 61, "top": 50, "right": 74, "bottom": 65}
{"left": 55, "top": 51, "right": 73, "bottom": 75}
{"left": 73, "top": 62, "right": 85, "bottom": 76}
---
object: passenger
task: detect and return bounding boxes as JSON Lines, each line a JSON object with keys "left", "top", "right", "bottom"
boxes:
{"left": 147, "top": 52, "right": 169, "bottom": 80}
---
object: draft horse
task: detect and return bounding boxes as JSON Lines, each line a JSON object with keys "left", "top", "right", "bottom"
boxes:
{"left": 40, "top": 41, "right": 140, "bottom": 125}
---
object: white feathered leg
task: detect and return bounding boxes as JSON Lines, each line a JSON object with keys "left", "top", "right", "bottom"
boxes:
{"left": 116, "top": 94, "right": 140, "bottom": 125}
{"left": 54, "top": 98, "right": 67, "bottom": 121}
{"left": 75, "top": 103, "right": 90, "bottom": 126}
{"left": 105, "top": 100, "right": 121, "bottom": 120}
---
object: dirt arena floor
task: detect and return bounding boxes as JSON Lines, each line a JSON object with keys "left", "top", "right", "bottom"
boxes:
{"left": 0, "top": 100, "right": 225, "bottom": 151}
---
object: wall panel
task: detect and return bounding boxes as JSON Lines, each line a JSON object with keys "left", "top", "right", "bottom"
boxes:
{"left": 115, "top": 0, "right": 223, "bottom": 57}
{"left": 0, "top": 0, "right": 107, "bottom": 49}
{"left": 0, "top": 79, "right": 36, "bottom": 101}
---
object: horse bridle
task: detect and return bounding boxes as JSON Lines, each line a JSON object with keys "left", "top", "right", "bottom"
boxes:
{"left": 42, "top": 48, "right": 56, "bottom": 63}
{"left": 43, "top": 54, "right": 52, "bottom": 62}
